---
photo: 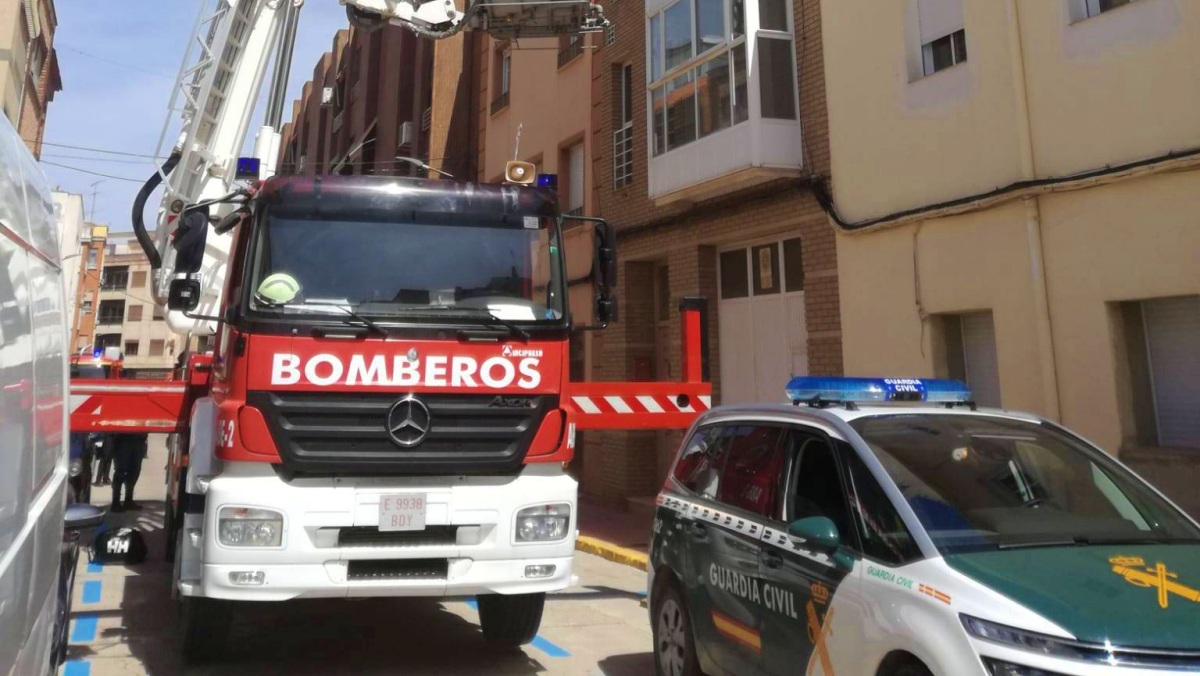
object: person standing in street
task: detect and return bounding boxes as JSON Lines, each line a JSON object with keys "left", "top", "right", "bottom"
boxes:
{"left": 91, "top": 433, "right": 112, "bottom": 486}
{"left": 110, "top": 433, "right": 148, "bottom": 512}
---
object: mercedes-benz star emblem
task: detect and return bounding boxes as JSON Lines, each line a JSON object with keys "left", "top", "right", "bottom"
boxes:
{"left": 386, "top": 395, "right": 431, "bottom": 448}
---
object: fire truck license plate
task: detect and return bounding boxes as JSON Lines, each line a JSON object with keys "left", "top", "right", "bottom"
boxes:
{"left": 379, "top": 494, "right": 427, "bottom": 532}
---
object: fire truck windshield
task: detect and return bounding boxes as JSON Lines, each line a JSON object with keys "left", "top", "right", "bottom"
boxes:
{"left": 247, "top": 215, "right": 567, "bottom": 324}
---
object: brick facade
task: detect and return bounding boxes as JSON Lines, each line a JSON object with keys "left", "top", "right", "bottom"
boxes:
{"left": 10, "top": 0, "right": 60, "bottom": 158}
{"left": 580, "top": 0, "right": 842, "bottom": 508}
{"left": 279, "top": 25, "right": 427, "bottom": 178}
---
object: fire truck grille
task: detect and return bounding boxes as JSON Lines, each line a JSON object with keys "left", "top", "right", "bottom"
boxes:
{"left": 337, "top": 525, "right": 462, "bottom": 548}
{"left": 346, "top": 559, "right": 448, "bottom": 581}
{"left": 247, "top": 391, "right": 557, "bottom": 477}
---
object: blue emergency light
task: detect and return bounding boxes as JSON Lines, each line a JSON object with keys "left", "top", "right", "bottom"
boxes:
{"left": 93, "top": 348, "right": 103, "bottom": 358}
{"left": 235, "top": 157, "right": 261, "bottom": 180}
{"left": 536, "top": 173, "right": 558, "bottom": 189}
{"left": 785, "top": 376, "right": 972, "bottom": 405}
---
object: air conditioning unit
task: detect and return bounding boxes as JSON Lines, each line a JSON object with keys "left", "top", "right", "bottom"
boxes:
{"left": 321, "top": 86, "right": 335, "bottom": 107}
{"left": 398, "top": 121, "right": 413, "bottom": 147}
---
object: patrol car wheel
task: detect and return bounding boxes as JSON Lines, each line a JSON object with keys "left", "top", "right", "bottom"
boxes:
{"left": 477, "top": 592, "right": 545, "bottom": 647}
{"left": 180, "top": 597, "right": 232, "bottom": 662}
{"left": 652, "top": 584, "right": 701, "bottom": 676}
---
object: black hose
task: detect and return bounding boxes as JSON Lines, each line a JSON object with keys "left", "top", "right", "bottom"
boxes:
{"left": 131, "top": 151, "right": 182, "bottom": 270}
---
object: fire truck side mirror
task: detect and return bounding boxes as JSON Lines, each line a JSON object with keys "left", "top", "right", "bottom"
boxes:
{"left": 593, "top": 220, "right": 617, "bottom": 325}
{"left": 167, "top": 278, "right": 202, "bottom": 312}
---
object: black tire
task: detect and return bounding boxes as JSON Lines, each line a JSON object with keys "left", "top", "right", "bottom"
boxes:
{"left": 651, "top": 581, "right": 701, "bottom": 676}
{"left": 477, "top": 592, "right": 545, "bottom": 647}
{"left": 179, "top": 596, "right": 232, "bottom": 663}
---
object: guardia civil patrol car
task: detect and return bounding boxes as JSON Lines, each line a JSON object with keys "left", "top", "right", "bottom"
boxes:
{"left": 648, "top": 377, "right": 1200, "bottom": 676}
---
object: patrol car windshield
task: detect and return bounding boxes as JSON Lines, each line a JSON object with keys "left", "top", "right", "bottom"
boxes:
{"left": 850, "top": 414, "right": 1200, "bottom": 554}
{"left": 248, "top": 216, "right": 566, "bottom": 324}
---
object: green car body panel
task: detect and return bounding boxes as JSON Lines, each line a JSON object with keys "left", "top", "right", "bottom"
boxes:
{"left": 946, "top": 544, "right": 1200, "bottom": 650}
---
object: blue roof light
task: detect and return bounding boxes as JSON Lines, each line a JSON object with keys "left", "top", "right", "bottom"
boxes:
{"left": 235, "top": 157, "right": 261, "bottom": 180}
{"left": 536, "top": 173, "right": 558, "bottom": 189}
{"left": 93, "top": 348, "right": 103, "bottom": 358}
{"left": 785, "top": 376, "right": 972, "bottom": 405}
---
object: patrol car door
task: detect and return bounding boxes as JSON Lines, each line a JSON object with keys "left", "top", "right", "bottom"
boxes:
{"left": 758, "top": 429, "right": 857, "bottom": 676}
{"left": 689, "top": 424, "right": 787, "bottom": 676}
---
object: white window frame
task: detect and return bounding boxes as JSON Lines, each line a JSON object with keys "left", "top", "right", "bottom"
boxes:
{"left": 500, "top": 49, "right": 512, "bottom": 96}
{"left": 645, "top": 0, "right": 752, "bottom": 157}
{"left": 921, "top": 29, "right": 966, "bottom": 77}
{"left": 613, "top": 65, "right": 635, "bottom": 188}
{"left": 1083, "top": 0, "right": 1133, "bottom": 19}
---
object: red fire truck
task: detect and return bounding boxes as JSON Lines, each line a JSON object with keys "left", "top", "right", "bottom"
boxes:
{"left": 68, "top": 0, "right": 709, "bottom": 662}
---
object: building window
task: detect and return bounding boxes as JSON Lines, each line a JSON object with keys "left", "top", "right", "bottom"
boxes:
{"left": 606, "top": 24, "right": 617, "bottom": 46}
{"left": 558, "top": 33, "right": 584, "bottom": 68}
{"left": 938, "top": 311, "right": 1001, "bottom": 408}
{"left": 1084, "top": 0, "right": 1131, "bottom": 18}
{"left": 491, "top": 46, "right": 511, "bottom": 114}
{"left": 127, "top": 304, "right": 143, "bottom": 322}
{"left": 124, "top": 340, "right": 140, "bottom": 357}
{"left": 563, "top": 142, "right": 585, "bottom": 216}
{"left": 94, "top": 334, "right": 121, "bottom": 350}
{"left": 101, "top": 266, "right": 129, "bottom": 291}
{"left": 917, "top": 0, "right": 967, "bottom": 76}
{"left": 153, "top": 306, "right": 165, "bottom": 321}
{"left": 647, "top": 0, "right": 768, "bottom": 157}
{"left": 86, "top": 248, "right": 98, "bottom": 270}
{"left": 718, "top": 238, "right": 803, "bottom": 300}
{"left": 1117, "top": 296, "right": 1200, "bottom": 450}
{"left": 97, "top": 300, "right": 124, "bottom": 325}
{"left": 82, "top": 300, "right": 93, "bottom": 314}
{"left": 150, "top": 339, "right": 166, "bottom": 357}
{"left": 131, "top": 270, "right": 147, "bottom": 288}
{"left": 614, "top": 65, "right": 634, "bottom": 188}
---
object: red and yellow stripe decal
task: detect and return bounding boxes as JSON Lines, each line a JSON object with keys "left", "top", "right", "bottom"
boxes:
{"left": 711, "top": 610, "right": 762, "bottom": 653}
{"left": 918, "top": 584, "right": 951, "bottom": 605}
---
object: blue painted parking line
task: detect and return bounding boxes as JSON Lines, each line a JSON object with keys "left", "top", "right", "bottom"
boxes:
{"left": 531, "top": 635, "right": 571, "bottom": 658}
{"left": 636, "top": 590, "right": 647, "bottom": 597}
{"left": 70, "top": 614, "right": 98, "bottom": 643}
{"left": 81, "top": 581, "right": 102, "bottom": 605}
{"left": 86, "top": 561, "right": 102, "bottom": 574}
{"left": 63, "top": 660, "right": 91, "bottom": 676}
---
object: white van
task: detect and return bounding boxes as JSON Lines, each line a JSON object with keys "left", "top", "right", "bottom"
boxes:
{"left": 0, "top": 115, "right": 103, "bottom": 674}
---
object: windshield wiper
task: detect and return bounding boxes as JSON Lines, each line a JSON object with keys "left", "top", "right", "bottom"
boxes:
{"left": 338, "top": 306, "right": 389, "bottom": 337}
{"left": 463, "top": 310, "right": 531, "bottom": 341}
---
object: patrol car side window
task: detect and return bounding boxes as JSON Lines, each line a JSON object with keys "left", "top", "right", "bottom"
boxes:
{"left": 786, "top": 433, "right": 855, "bottom": 548}
{"left": 715, "top": 425, "right": 787, "bottom": 518}
{"left": 842, "top": 444, "right": 923, "bottom": 565}
{"left": 672, "top": 425, "right": 729, "bottom": 499}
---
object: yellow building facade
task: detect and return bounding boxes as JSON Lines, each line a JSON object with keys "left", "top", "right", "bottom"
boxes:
{"left": 821, "top": 0, "right": 1200, "bottom": 512}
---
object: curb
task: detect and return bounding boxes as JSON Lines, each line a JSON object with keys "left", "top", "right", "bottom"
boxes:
{"left": 576, "top": 535, "right": 649, "bottom": 572}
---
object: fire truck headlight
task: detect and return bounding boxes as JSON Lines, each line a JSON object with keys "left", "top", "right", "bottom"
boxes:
{"left": 514, "top": 504, "right": 570, "bottom": 543}
{"left": 218, "top": 507, "right": 284, "bottom": 547}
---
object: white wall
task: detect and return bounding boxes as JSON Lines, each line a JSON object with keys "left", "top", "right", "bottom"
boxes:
{"left": 51, "top": 192, "right": 84, "bottom": 318}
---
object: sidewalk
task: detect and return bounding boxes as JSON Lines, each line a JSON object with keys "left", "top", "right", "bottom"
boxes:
{"left": 575, "top": 498, "right": 654, "bottom": 572}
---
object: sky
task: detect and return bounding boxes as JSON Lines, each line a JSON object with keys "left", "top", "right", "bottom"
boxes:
{"left": 41, "top": 0, "right": 350, "bottom": 229}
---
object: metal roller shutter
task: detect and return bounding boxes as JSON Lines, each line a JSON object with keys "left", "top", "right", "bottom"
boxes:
{"left": 1143, "top": 296, "right": 1200, "bottom": 448}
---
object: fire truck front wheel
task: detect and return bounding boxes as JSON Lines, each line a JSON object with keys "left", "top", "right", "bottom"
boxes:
{"left": 180, "top": 596, "right": 232, "bottom": 662}
{"left": 477, "top": 592, "right": 546, "bottom": 647}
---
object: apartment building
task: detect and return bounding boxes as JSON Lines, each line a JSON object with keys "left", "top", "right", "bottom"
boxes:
{"left": 0, "top": 0, "right": 60, "bottom": 157}
{"left": 575, "top": 0, "right": 840, "bottom": 508}
{"left": 70, "top": 222, "right": 106, "bottom": 354}
{"left": 278, "top": 25, "right": 430, "bottom": 177}
{"left": 822, "top": 0, "right": 1200, "bottom": 513}
{"left": 89, "top": 234, "right": 201, "bottom": 378}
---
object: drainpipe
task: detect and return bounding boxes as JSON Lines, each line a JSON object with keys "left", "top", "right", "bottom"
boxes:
{"left": 1006, "top": 0, "right": 1061, "bottom": 420}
